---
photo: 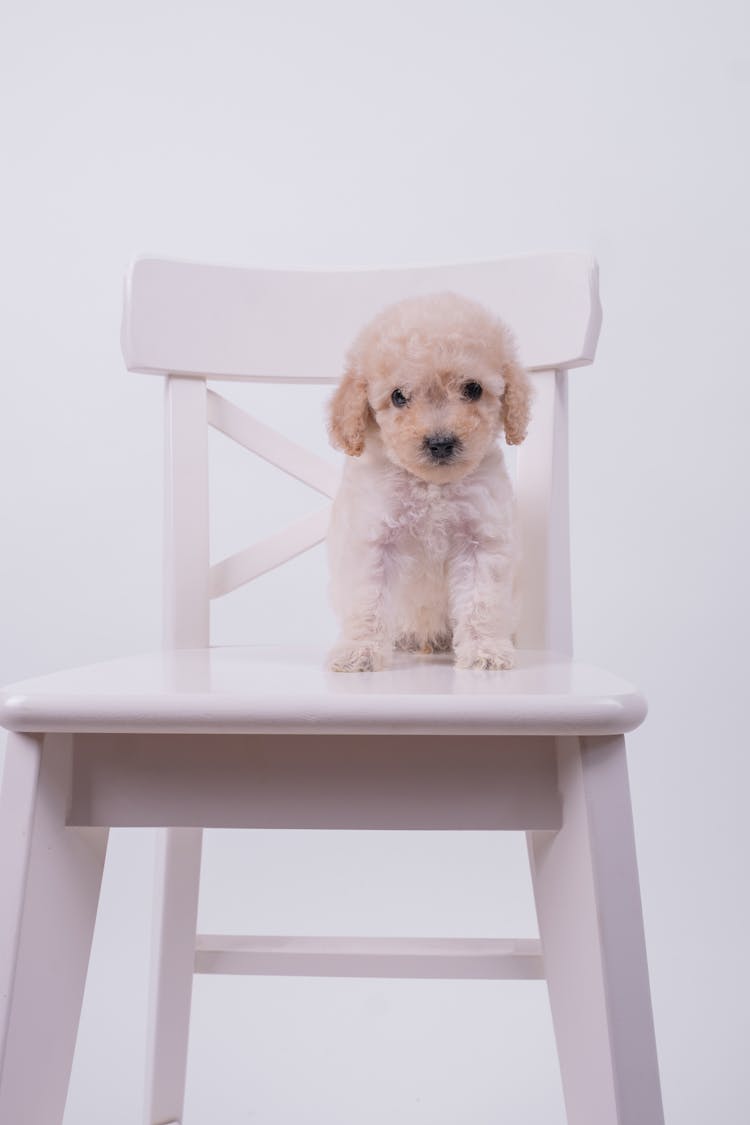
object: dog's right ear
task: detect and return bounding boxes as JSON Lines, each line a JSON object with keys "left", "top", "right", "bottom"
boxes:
{"left": 327, "top": 367, "right": 371, "bottom": 456}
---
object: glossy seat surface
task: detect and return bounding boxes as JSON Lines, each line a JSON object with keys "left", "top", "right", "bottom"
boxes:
{"left": 0, "top": 646, "right": 646, "bottom": 736}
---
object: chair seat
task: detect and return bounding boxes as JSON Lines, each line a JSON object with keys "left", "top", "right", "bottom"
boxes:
{"left": 0, "top": 646, "right": 646, "bottom": 736}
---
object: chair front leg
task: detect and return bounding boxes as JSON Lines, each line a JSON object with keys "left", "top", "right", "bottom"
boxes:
{"left": 528, "top": 735, "right": 663, "bottom": 1125}
{"left": 0, "top": 732, "right": 108, "bottom": 1125}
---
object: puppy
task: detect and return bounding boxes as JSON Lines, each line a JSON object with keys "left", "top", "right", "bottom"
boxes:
{"left": 326, "top": 292, "right": 532, "bottom": 672}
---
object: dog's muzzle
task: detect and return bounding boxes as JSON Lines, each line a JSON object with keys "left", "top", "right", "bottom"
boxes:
{"left": 424, "top": 433, "right": 461, "bottom": 463}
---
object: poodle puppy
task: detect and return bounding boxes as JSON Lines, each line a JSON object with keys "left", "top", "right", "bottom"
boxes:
{"left": 326, "top": 292, "right": 532, "bottom": 672}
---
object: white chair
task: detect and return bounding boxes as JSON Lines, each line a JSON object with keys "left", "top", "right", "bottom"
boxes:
{"left": 0, "top": 253, "right": 663, "bottom": 1125}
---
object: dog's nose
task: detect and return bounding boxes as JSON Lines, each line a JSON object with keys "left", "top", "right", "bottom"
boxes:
{"left": 425, "top": 433, "right": 458, "bottom": 461}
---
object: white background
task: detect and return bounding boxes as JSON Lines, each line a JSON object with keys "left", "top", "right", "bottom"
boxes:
{"left": 1, "top": 0, "right": 749, "bottom": 1122}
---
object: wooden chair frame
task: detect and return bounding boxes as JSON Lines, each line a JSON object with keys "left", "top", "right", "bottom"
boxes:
{"left": 0, "top": 253, "right": 663, "bottom": 1125}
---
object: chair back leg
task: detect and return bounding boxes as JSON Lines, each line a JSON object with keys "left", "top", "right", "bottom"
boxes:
{"left": 144, "top": 826, "right": 203, "bottom": 1125}
{"left": 0, "top": 733, "right": 108, "bottom": 1125}
{"left": 528, "top": 735, "right": 664, "bottom": 1125}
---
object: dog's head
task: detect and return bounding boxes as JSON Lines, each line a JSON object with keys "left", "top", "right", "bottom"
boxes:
{"left": 328, "top": 293, "right": 532, "bottom": 483}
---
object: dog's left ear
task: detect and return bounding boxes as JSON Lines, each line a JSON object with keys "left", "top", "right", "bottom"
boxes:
{"left": 327, "top": 367, "right": 371, "bottom": 456}
{"left": 500, "top": 357, "right": 532, "bottom": 445}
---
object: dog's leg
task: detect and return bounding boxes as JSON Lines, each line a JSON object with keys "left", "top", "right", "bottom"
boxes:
{"left": 329, "top": 543, "right": 391, "bottom": 672}
{"left": 448, "top": 542, "right": 516, "bottom": 670}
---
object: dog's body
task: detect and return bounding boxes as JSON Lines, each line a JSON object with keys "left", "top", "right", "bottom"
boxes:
{"left": 328, "top": 437, "right": 518, "bottom": 670}
{"left": 327, "top": 293, "right": 531, "bottom": 672}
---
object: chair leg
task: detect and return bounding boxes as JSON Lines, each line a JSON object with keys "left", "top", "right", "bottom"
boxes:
{"left": 144, "top": 826, "right": 203, "bottom": 1125}
{"left": 528, "top": 735, "right": 663, "bottom": 1125}
{"left": 0, "top": 733, "right": 108, "bottom": 1125}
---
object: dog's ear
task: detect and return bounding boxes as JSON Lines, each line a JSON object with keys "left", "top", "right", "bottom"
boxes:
{"left": 500, "top": 356, "right": 532, "bottom": 445}
{"left": 328, "top": 367, "right": 371, "bottom": 456}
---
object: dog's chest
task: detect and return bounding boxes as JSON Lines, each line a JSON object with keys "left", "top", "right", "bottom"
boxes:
{"left": 385, "top": 479, "right": 480, "bottom": 557}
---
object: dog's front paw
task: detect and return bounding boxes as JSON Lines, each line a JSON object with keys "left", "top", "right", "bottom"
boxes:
{"left": 329, "top": 642, "right": 385, "bottom": 673}
{"left": 455, "top": 639, "right": 515, "bottom": 671}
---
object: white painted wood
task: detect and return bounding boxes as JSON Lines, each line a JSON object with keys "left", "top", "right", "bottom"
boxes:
{"left": 515, "top": 369, "right": 573, "bottom": 654}
{"left": 528, "top": 736, "right": 663, "bottom": 1125}
{"left": 194, "top": 935, "right": 544, "bottom": 980}
{"left": 0, "top": 252, "right": 663, "bottom": 1123}
{"left": 209, "top": 507, "right": 331, "bottom": 599}
{"left": 0, "top": 647, "right": 647, "bottom": 737}
{"left": 0, "top": 734, "right": 108, "bottom": 1125}
{"left": 163, "top": 376, "right": 210, "bottom": 650}
{"left": 207, "top": 390, "right": 340, "bottom": 497}
{"left": 68, "top": 733, "right": 561, "bottom": 830}
{"left": 144, "top": 828, "right": 202, "bottom": 1125}
{"left": 0, "top": 732, "right": 42, "bottom": 1069}
{"left": 158, "top": 374, "right": 208, "bottom": 1125}
{"left": 122, "top": 253, "right": 601, "bottom": 380}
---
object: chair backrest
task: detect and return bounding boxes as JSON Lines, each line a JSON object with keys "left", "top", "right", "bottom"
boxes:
{"left": 121, "top": 253, "right": 601, "bottom": 655}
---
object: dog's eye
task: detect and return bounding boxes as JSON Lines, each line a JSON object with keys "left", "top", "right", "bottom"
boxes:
{"left": 462, "top": 381, "right": 483, "bottom": 401}
{"left": 391, "top": 388, "right": 409, "bottom": 407}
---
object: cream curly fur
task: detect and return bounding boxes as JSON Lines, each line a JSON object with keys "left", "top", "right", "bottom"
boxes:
{"left": 327, "top": 292, "right": 532, "bottom": 672}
